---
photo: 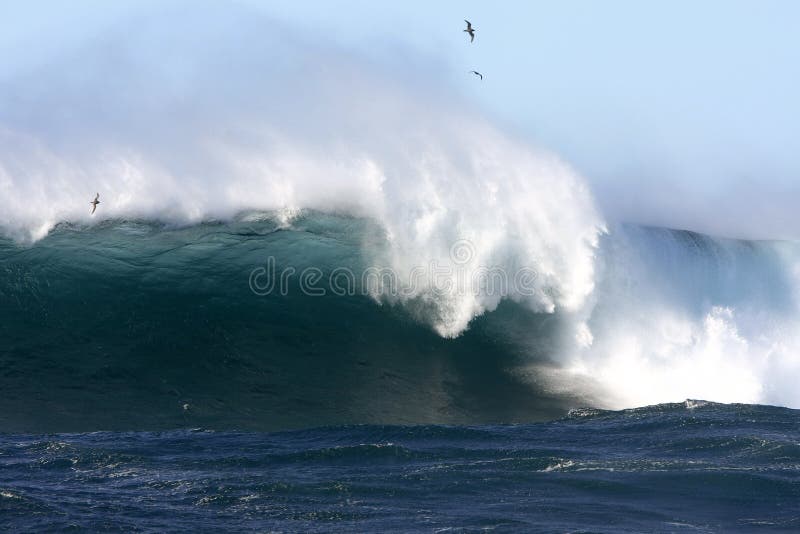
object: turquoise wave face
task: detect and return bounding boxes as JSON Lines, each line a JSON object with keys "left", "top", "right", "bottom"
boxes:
{"left": 0, "top": 213, "right": 572, "bottom": 432}
{"left": 3, "top": 212, "right": 800, "bottom": 432}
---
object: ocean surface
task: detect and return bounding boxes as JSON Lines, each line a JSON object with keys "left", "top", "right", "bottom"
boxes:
{"left": 2, "top": 402, "right": 799, "bottom": 532}
{"left": 3, "top": 3, "right": 799, "bottom": 529}
{"left": 2, "top": 216, "right": 800, "bottom": 530}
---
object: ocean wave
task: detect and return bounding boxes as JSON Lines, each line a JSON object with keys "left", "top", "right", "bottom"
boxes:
{"left": 2, "top": 2, "right": 800, "bottom": 429}
{"left": 0, "top": 214, "right": 581, "bottom": 431}
{"left": 2, "top": 215, "right": 800, "bottom": 431}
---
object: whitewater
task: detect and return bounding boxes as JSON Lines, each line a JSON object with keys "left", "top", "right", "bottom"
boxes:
{"left": 2, "top": 3, "right": 800, "bottom": 429}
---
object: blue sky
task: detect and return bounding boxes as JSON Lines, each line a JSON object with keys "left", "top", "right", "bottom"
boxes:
{"left": 247, "top": 0, "right": 800, "bottom": 235}
{"left": 2, "top": 1, "right": 799, "bottom": 237}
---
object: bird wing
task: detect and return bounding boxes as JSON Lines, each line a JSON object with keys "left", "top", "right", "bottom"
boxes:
{"left": 470, "top": 33, "right": 475, "bottom": 42}
{"left": 465, "top": 20, "right": 472, "bottom": 30}
{"left": 91, "top": 204, "right": 97, "bottom": 214}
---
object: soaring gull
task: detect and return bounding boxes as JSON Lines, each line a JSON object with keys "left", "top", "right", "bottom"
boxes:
{"left": 464, "top": 20, "right": 476, "bottom": 42}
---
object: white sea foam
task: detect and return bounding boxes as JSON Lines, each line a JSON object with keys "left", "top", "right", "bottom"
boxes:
{"left": 552, "top": 227, "right": 800, "bottom": 410}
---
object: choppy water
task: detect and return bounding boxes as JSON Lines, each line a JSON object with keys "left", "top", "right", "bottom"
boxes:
{"left": 2, "top": 401, "right": 799, "bottom": 532}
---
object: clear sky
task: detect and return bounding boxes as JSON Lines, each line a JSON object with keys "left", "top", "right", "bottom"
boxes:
{"left": 2, "top": 1, "right": 799, "bottom": 238}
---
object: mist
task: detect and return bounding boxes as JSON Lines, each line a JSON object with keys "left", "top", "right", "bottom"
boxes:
{"left": 3, "top": 1, "right": 799, "bottom": 241}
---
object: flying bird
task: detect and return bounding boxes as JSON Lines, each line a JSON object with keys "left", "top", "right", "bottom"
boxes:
{"left": 464, "top": 20, "right": 475, "bottom": 42}
{"left": 90, "top": 193, "right": 100, "bottom": 215}
{"left": 470, "top": 70, "right": 483, "bottom": 80}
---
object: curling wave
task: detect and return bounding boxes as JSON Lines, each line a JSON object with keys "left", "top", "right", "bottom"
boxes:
{"left": 2, "top": 215, "right": 800, "bottom": 432}
{"left": 2, "top": 2, "right": 800, "bottom": 431}
{"left": 0, "top": 214, "right": 584, "bottom": 431}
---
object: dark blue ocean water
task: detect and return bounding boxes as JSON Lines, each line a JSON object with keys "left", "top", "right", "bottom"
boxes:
{"left": 2, "top": 401, "right": 799, "bottom": 532}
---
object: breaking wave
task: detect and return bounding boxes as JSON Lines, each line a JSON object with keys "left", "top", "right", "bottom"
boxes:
{"left": 2, "top": 1, "right": 800, "bottom": 431}
{"left": 2, "top": 215, "right": 800, "bottom": 431}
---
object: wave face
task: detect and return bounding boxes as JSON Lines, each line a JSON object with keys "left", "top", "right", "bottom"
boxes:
{"left": 2, "top": 215, "right": 800, "bottom": 431}
{"left": 0, "top": 215, "right": 584, "bottom": 432}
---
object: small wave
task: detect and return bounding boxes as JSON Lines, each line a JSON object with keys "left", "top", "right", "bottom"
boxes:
{"left": 685, "top": 399, "right": 712, "bottom": 410}
{"left": 565, "top": 407, "right": 606, "bottom": 419}
{"left": 540, "top": 459, "right": 575, "bottom": 472}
